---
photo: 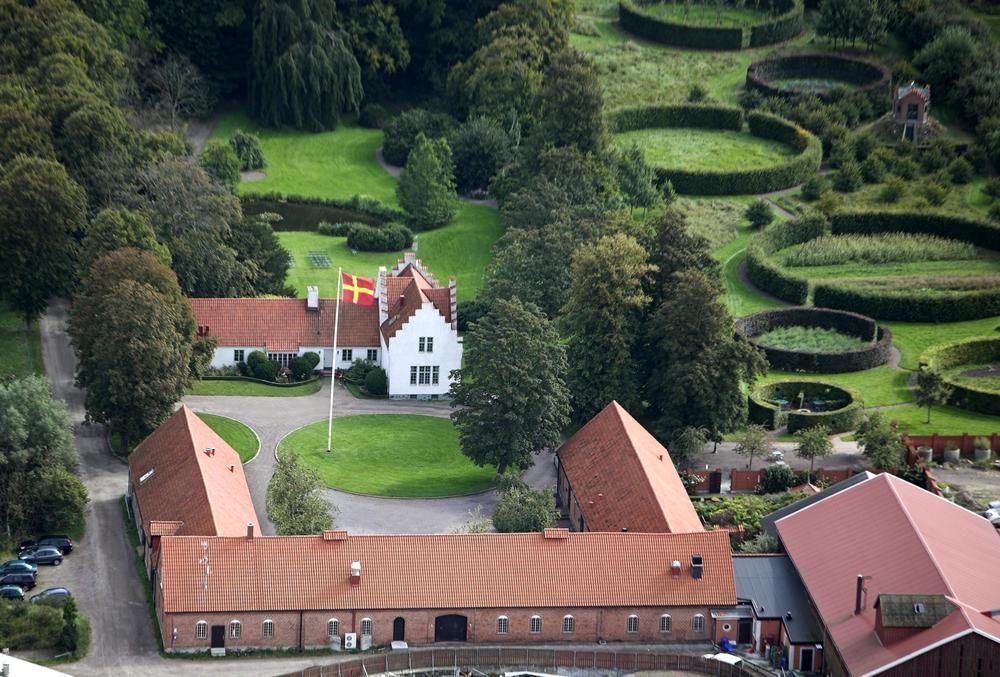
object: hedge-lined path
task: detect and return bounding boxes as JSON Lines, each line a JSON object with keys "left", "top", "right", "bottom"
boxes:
{"left": 375, "top": 146, "right": 500, "bottom": 209}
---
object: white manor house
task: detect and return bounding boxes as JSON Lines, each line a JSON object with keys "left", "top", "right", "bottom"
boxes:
{"left": 190, "top": 254, "right": 462, "bottom": 399}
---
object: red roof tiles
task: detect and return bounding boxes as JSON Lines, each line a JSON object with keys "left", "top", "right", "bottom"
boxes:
{"left": 128, "top": 406, "right": 259, "bottom": 539}
{"left": 558, "top": 402, "right": 704, "bottom": 534}
{"left": 159, "top": 530, "right": 735, "bottom": 613}
{"left": 777, "top": 473, "right": 1000, "bottom": 675}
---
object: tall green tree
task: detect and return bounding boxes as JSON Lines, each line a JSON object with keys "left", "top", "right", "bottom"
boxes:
{"left": 338, "top": 0, "right": 410, "bottom": 86}
{"left": 450, "top": 298, "right": 570, "bottom": 474}
{"left": 532, "top": 48, "right": 604, "bottom": 154}
{"left": 397, "top": 132, "right": 459, "bottom": 230}
{"left": 446, "top": 33, "right": 544, "bottom": 125}
{"left": 915, "top": 368, "right": 954, "bottom": 424}
{"left": 477, "top": 0, "right": 573, "bottom": 65}
{"left": 647, "top": 208, "right": 719, "bottom": 305}
{"left": 81, "top": 207, "right": 171, "bottom": 270}
{"left": 734, "top": 424, "right": 770, "bottom": 472}
{"left": 613, "top": 143, "right": 663, "bottom": 214}
{"left": 562, "top": 233, "right": 654, "bottom": 421}
{"left": 0, "top": 156, "right": 86, "bottom": 321}
{"left": 796, "top": 425, "right": 833, "bottom": 477}
{"left": 0, "top": 104, "right": 55, "bottom": 163}
{"left": 198, "top": 140, "right": 241, "bottom": 191}
{"left": 856, "top": 411, "right": 903, "bottom": 470}
{"left": 266, "top": 453, "right": 335, "bottom": 534}
{"left": 644, "top": 270, "right": 767, "bottom": 440}
{"left": 250, "top": 0, "right": 363, "bottom": 131}
{"left": 233, "top": 213, "right": 294, "bottom": 296}
{"left": 492, "top": 487, "right": 557, "bottom": 532}
{"left": 70, "top": 249, "right": 197, "bottom": 452}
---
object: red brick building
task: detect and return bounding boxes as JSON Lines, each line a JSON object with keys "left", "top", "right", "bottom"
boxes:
{"left": 556, "top": 402, "right": 703, "bottom": 534}
{"left": 155, "top": 529, "right": 736, "bottom": 653}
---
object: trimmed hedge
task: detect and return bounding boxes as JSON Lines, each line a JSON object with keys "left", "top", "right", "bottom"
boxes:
{"left": 735, "top": 307, "right": 893, "bottom": 373}
{"left": 241, "top": 192, "right": 404, "bottom": 231}
{"left": 829, "top": 211, "right": 1000, "bottom": 250}
{"left": 345, "top": 222, "right": 414, "bottom": 252}
{"left": 607, "top": 105, "right": 821, "bottom": 195}
{"left": 619, "top": 0, "right": 803, "bottom": 50}
{"left": 745, "top": 216, "right": 827, "bottom": 304}
{"left": 746, "top": 53, "right": 892, "bottom": 101}
{"left": 200, "top": 375, "right": 320, "bottom": 388}
{"left": 749, "top": 380, "right": 863, "bottom": 433}
{"left": 921, "top": 337, "right": 1000, "bottom": 416}
{"left": 749, "top": 0, "right": 804, "bottom": 47}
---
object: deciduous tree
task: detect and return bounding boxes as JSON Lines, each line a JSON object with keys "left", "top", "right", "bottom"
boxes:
{"left": 734, "top": 424, "right": 770, "bottom": 472}
{"left": 492, "top": 487, "right": 557, "bottom": 532}
{"left": 532, "top": 48, "right": 604, "bottom": 154}
{"left": 144, "top": 53, "right": 214, "bottom": 131}
{"left": 916, "top": 368, "right": 954, "bottom": 424}
{"left": 267, "top": 453, "right": 336, "bottom": 534}
{"left": 198, "top": 140, "right": 241, "bottom": 191}
{"left": 856, "top": 411, "right": 903, "bottom": 470}
{"left": 796, "top": 425, "right": 833, "bottom": 477}
{"left": 81, "top": 207, "right": 171, "bottom": 269}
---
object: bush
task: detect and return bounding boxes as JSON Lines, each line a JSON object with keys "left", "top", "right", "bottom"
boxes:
{"left": 924, "top": 180, "right": 949, "bottom": 206}
{"left": 457, "top": 298, "right": 492, "bottom": 332}
{"left": 948, "top": 156, "right": 974, "bottom": 184}
{"left": 833, "top": 160, "right": 863, "bottom": 192}
{"left": 688, "top": 83, "right": 709, "bottom": 103}
{"left": 746, "top": 52, "right": 892, "bottom": 102}
{"left": 289, "top": 352, "right": 320, "bottom": 380}
{"left": 860, "top": 155, "right": 886, "bottom": 183}
{"left": 879, "top": 176, "right": 906, "bottom": 203}
{"left": 749, "top": 381, "right": 863, "bottom": 433}
{"left": 892, "top": 155, "right": 919, "bottom": 180}
{"left": 247, "top": 350, "right": 279, "bottom": 382}
{"left": 813, "top": 283, "right": 1000, "bottom": 322}
{"left": 382, "top": 108, "right": 456, "bottom": 166}
{"left": 749, "top": 0, "right": 804, "bottom": 47}
{"left": 746, "top": 200, "right": 775, "bottom": 229}
{"left": 346, "top": 222, "right": 414, "bottom": 251}
{"left": 364, "top": 367, "right": 388, "bottom": 396}
{"left": 317, "top": 221, "right": 355, "bottom": 237}
{"left": 758, "top": 464, "right": 797, "bottom": 494}
{"left": 359, "top": 103, "right": 388, "bottom": 129}
{"left": 229, "top": 129, "right": 265, "bottom": 171}
{"left": 606, "top": 105, "right": 743, "bottom": 133}
{"left": 984, "top": 177, "right": 1000, "bottom": 199}
{"left": 198, "top": 141, "right": 240, "bottom": 190}
{"left": 801, "top": 175, "right": 825, "bottom": 201}
{"left": 492, "top": 487, "right": 557, "bottom": 532}
{"left": 447, "top": 117, "right": 513, "bottom": 194}
{"left": 921, "top": 337, "right": 1000, "bottom": 416}
{"left": 344, "top": 359, "right": 378, "bottom": 384}
{"left": 744, "top": 215, "right": 827, "bottom": 304}
{"left": 991, "top": 203, "right": 1000, "bottom": 222}
{"left": 920, "top": 142, "right": 952, "bottom": 173}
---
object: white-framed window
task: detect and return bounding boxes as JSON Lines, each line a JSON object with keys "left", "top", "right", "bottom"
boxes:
{"left": 659, "top": 614, "right": 672, "bottom": 633}
{"left": 432, "top": 366, "right": 440, "bottom": 385}
{"left": 410, "top": 366, "right": 417, "bottom": 384}
{"left": 267, "top": 352, "right": 296, "bottom": 368}
{"left": 419, "top": 337, "right": 434, "bottom": 353}
{"left": 722, "top": 623, "right": 732, "bottom": 632}
{"left": 327, "top": 618, "right": 340, "bottom": 640}
{"left": 627, "top": 615, "right": 639, "bottom": 634}
{"left": 529, "top": 616, "right": 541, "bottom": 634}
{"left": 342, "top": 349, "right": 353, "bottom": 362}
{"left": 496, "top": 616, "right": 509, "bottom": 634}
{"left": 692, "top": 614, "right": 705, "bottom": 633}
{"left": 262, "top": 619, "right": 274, "bottom": 639}
{"left": 418, "top": 365, "right": 432, "bottom": 384}
{"left": 195, "top": 621, "right": 207, "bottom": 640}
{"left": 562, "top": 615, "right": 575, "bottom": 634}
{"left": 367, "top": 349, "right": 378, "bottom": 362}
{"left": 233, "top": 349, "right": 244, "bottom": 362}
{"left": 230, "top": 620, "right": 241, "bottom": 639}
{"left": 360, "top": 618, "right": 372, "bottom": 636}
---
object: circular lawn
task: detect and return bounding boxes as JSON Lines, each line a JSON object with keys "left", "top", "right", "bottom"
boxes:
{"left": 197, "top": 413, "right": 260, "bottom": 463}
{"left": 278, "top": 414, "right": 496, "bottom": 497}
{"left": 612, "top": 127, "right": 797, "bottom": 173}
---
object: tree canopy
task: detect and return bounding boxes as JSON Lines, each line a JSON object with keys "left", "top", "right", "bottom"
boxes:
{"left": 267, "top": 453, "right": 336, "bottom": 534}
{"left": 397, "top": 132, "right": 459, "bottom": 230}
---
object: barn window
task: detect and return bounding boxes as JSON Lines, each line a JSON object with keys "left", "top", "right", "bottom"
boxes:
{"left": 562, "top": 615, "right": 575, "bottom": 634}
{"left": 529, "top": 616, "right": 542, "bottom": 634}
{"left": 327, "top": 618, "right": 340, "bottom": 640}
{"left": 692, "top": 614, "right": 705, "bottom": 633}
{"left": 262, "top": 619, "right": 274, "bottom": 639}
{"left": 626, "top": 615, "right": 639, "bottom": 634}
{"left": 496, "top": 616, "right": 509, "bottom": 634}
{"left": 229, "top": 620, "right": 241, "bottom": 639}
{"left": 195, "top": 621, "right": 207, "bottom": 640}
{"left": 360, "top": 618, "right": 373, "bottom": 636}
{"left": 659, "top": 615, "right": 672, "bottom": 633}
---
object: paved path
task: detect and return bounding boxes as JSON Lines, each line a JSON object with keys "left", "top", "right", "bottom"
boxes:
{"left": 183, "top": 381, "right": 557, "bottom": 535}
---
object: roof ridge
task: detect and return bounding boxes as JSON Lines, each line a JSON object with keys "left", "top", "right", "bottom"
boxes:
{"left": 883, "top": 475, "right": 956, "bottom": 600}
{"left": 181, "top": 407, "right": 223, "bottom": 536}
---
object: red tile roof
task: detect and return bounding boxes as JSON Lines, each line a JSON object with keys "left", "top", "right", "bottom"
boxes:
{"left": 380, "top": 273, "right": 452, "bottom": 341}
{"left": 159, "top": 529, "right": 735, "bottom": 613}
{"left": 776, "top": 473, "right": 1000, "bottom": 675}
{"left": 558, "top": 402, "right": 703, "bottom": 534}
{"left": 190, "top": 298, "right": 379, "bottom": 350}
{"left": 128, "top": 406, "right": 259, "bottom": 539}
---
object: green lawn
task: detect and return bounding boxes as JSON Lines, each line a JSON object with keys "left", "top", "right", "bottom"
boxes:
{"left": 757, "top": 326, "right": 870, "bottom": 353}
{"left": 613, "top": 128, "right": 797, "bottom": 172}
{"left": 760, "top": 366, "right": 911, "bottom": 409}
{"left": 0, "top": 302, "right": 43, "bottom": 378}
{"left": 944, "top": 363, "right": 1000, "bottom": 393}
{"left": 187, "top": 378, "right": 322, "bottom": 397}
{"left": 720, "top": 249, "right": 786, "bottom": 318}
{"left": 887, "top": 318, "right": 1000, "bottom": 370}
{"left": 887, "top": 404, "right": 1000, "bottom": 436}
{"left": 279, "top": 415, "right": 496, "bottom": 497}
{"left": 641, "top": 3, "right": 768, "bottom": 27}
{"left": 196, "top": 413, "right": 260, "bottom": 463}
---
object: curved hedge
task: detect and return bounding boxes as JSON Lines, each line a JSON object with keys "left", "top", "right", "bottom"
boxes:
{"left": 200, "top": 376, "right": 320, "bottom": 388}
{"left": 619, "top": 0, "right": 802, "bottom": 50}
{"left": 607, "top": 106, "right": 821, "bottom": 195}
{"left": 920, "top": 337, "right": 1000, "bottom": 416}
{"left": 749, "top": 380, "right": 863, "bottom": 433}
{"left": 744, "top": 215, "right": 827, "bottom": 304}
{"left": 735, "top": 307, "right": 893, "bottom": 373}
{"left": 746, "top": 53, "right": 892, "bottom": 101}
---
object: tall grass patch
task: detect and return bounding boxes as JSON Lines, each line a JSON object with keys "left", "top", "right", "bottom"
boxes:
{"left": 782, "top": 234, "right": 977, "bottom": 267}
{"left": 756, "top": 326, "right": 871, "bottom": 353}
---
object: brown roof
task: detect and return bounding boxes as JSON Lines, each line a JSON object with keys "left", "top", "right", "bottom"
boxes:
{"left": 190, "top": 298, "right": 379, "bottom": 350}
{"left": 128, "top": 406, "right": 259, "bottom": 539}
{"left": 380, "top": 272, "right": 452, "bottom": 341}
{"left": 558, "top": 402, "right": 704, "bottom": 534}
{"left": 159, "top": 529, "right": 735, "bottom": 613}
{"left": 777, "top": 473, "right": 1000, "bottom": 675}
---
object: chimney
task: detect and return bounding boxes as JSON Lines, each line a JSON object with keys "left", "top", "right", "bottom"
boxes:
{"left": 350, "top": 561, "right": 362, "bottom": 586}
{"left": 246, "top": 523, "right": 254, "bottom": 539}
{"left": 671, "top": 560, "right": 681, "bottom": 578}
{"left": 204, "top": 447, "right": 215, "bottom": 456}
{"left": 691, "top": 554, "right": 703, "bottom": 580}
{"left": 306, "top": 286, "right": 319, "bottom": 311}
{"left": 855, "top": 574, "right": 864, "bottom": 615}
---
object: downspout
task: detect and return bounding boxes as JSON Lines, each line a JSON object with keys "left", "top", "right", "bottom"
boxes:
{"left": 352, "top": 609, "right": 357, "bottom": 633}
{"left": 299, "top": 610, "right": 304, "bottom": 651}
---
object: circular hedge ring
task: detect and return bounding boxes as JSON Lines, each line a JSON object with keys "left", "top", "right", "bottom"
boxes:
{"left": 746, "top": 52, "right": 891, "bottom": 102}
{"left": 921, "top": 337, "right": 1000, "bottom": 417}
{"left": 619, "top": 0, "right": 803, "bottom": 50}
{"left": 749, "top": 380, "right": 863, "bottom": 433}
{"left": 735, "top": 307, "right": 893, "bottom": 373}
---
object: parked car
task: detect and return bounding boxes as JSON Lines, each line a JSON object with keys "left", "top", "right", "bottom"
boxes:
{"left": 0, "top": 585, "right": 24, "bottom": 600}
{"left": 19, "top": 535, "right": 73, "bottom": 555}
{"left": 19, "top": 546, "right": 63, "bottom": 566}
{"left": 0, "top": 559, "right": 37, "bottom": 575}
{"left": 0, "top": 572, "right": 36, "bottom": 590}
{"left": 30, "top": 587, "right": 71, "bottom": 604}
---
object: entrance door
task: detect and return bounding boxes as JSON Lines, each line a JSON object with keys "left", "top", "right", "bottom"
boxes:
{"left": 210, "top": 625, "right": 225, "bottom": 649}
{"left": 323, "top": 349, "right": 333, "bottom": 369}
{"left": 737, "top": 618, "right": 752, "bottom": 644}
{"left": 800, "top": 648, "right": 813, "bottom": 672}
{"left": 434, "top": 615, "right": 468, "bottom": 642}
{"left": 393, "top": 617, "right": 406, "bottom": 642}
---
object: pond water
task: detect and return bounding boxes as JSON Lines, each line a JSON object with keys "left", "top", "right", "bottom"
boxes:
{"left": 242, "top": 197, "right": 385, "bottom": 231}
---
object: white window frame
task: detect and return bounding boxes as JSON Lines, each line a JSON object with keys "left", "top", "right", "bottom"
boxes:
{"left": 195, "top": 621, "right": 207, "bottom": 640}
{"left": 410, "top": 366, "right": 417, "bottom": 385}
{"left": 659, "top": 614, "right": 672, "bottom": 633}
{"left": 262, "top": 619, "right": 274, "bottom": 639}
{"left": 692, "top": 614, "right": 705, "bottom": 633}
{"left": 267, "top": 352, "right": 296, "bottom": 369}
{"left": 342, "top": 348, "right": 353, "bottom": 362}
{"left": 367, "top": 349, "right": 378, "bottom": 362}
{"left": 529, "top": 616, "right": 541, "bottom": 634}
{"left": 562, "top": 615, "right": 575, "bottom": 634}
{"left": 233, "top": 349, "right": 244, "bottom": 362}
{"left": 426, "top": 337, "right": 434, "bottom": 353}
{"left": 432, "top": 366, "right": 439, "bottom": 385}
{"left": 419, "top": 337, "right": 426, "bottom": 352}
{"left": 360, "top": 618, "right": 373, "bottom": 636}
{"left": 230, "top": 620, "right": 241, "bottom": 639}
{"left": 627, "top": 614, "right": 639, "bottom": 634}
{"left": 418, "top": 365, "right": 431, "bottom": 385}
{"left": 496, "top": 616, "right": 509, "bottom": 634}
{"left": 327, "top": 618, "right": 340, "bottom": 640}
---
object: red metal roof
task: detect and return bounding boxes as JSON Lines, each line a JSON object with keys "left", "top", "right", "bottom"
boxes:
{"left": 159, "top": 530, "right": 735, "bottom": 613}
{"left": 776, "top": 473, "right": 1000, "bottom": 675}
{"left": 558, "top": 402, "right": 704, "bottom": 534}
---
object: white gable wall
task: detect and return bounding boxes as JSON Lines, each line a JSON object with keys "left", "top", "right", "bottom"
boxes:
{"left": 385, "top": 303, "right": 462, "bottom": 399}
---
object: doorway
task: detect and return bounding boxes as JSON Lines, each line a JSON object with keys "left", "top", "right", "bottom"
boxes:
{"left": 800, "top": 648, "right": 813, "bottom": 672}
{"left": 434, "top": 614, "right": 468, "bottom": 642}
{"left": 393, "top": 617, "right": 406, "bottom": 642}
{"left": 737, "top": 618, "right": 752, "bottom": 644}
{"left": 210, "top": 625, "right": 225, "bottom": 649}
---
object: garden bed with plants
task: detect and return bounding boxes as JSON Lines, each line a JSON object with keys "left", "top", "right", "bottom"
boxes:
{"left": 746, "top": 52, "right": 892, "bottom": 101}
{"left": 619, "top": 0, "right": 803, "bottom": 50}
{"left": 749, "top": 380, "right": 863, "bottom": 433}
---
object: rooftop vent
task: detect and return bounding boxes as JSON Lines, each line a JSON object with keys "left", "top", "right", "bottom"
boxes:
{"left": 204, "top": 447, "right": 215, "bottom": 456}
{"left": 691, "top": 554, "right": 704, "bottom": 580}
{"left": 350, "top": 561, "right": 362, "bottom": 586}
{"left": 228, "top": 464, "right": 234, "bottom": 472}
{"left": 306, "top": 286, "right": 319, "bottom": 311}
{"left": 246, "top": 523, "right": 254, "bottom": 539}
{"left": 785, "top": 611, "right": 793, "bottom": 620}
{"left": 914, "top": 603, "right": 926, "bottom": 614}
{"left": 671, "top": 560, "right": 681, "bottom": 578}
{"left": 139, "top": 468, "right": 155, "bottom": 484}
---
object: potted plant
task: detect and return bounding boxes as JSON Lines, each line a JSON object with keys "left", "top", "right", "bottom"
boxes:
{"left": 974, "top": 437, "right": 992, "bottom": 463}
{"left": 943, "top": 441, "right": 961, "bottom": 464}
{"left": 917, "top": 445, "right": 933, "bottom": 464}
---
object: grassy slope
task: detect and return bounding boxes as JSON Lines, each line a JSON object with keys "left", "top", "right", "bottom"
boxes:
{"left": 187, "top": 379, "right": 322, "bottom": 397}
{"left": 888, "top": 404, "right": 1000, "bottom": 436}
{"left": 279, "top": 415, "right": 495, "bottom": 497}
{"left": 612, "top": 128, "right": 796, "bottom": 171}
{"left": 196, "top": 413, "right": 260, "bottom": 463}
{"left": 0, "top": 302, "right": 43, "bottom": 378}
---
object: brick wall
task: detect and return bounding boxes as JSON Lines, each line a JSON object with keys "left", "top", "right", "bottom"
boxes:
{"left": 730, "top": 470, "right": 762, "bottom": 492}
{"left": 902, "top": 432, "right": 1000, "bottom": 462}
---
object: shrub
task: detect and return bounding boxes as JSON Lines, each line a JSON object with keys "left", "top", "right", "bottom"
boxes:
{"left": 289, "top": 352, "right": 320, "bottom": 380}
{"left": 457, "top": 298, "right": 492, "bottom": 332}
{"left": 317, "top": 221, "right": 355, "bottom": 237}
{"left": 746, "top": 199, "right": 775, "bottom": 228}
{"left": 781, "top": 234, "right": 975, "bottom": 267}
{"left": 833, "top": 160, "right": 863, "bottom": 192}
{"left": 801, "top": 175, "right": 825, "bottom": 201}
{"left": 860, "top": 155, "right": 886, "bottom": 183}
{"left": 359, "top": 103, "right": 388, "bottom": 129}
{"left": 813, "top": 283, "right": 1000, "bottom": 322}
{"left": 948, "top": 156, "right": 974, "bottom": 184}
{"left": 853, "top": 132, "right": 877, "bottom": 160}
{"left": 344, "top": 359, "right": 377, "bottom": 384}
{"left": 879, "top": 176, "right": 906, "bottom": 203}
{"left": 758, "top": 464, "right": 797, "bottom": 494}
{"left": 229, "top": 129, "right": 265, "bottom": 171}
{"left": 447, "top": 117, "right": 513, "bottom": 194}
{"left": 991, "top": 202, "right": 1000, "bottom": 222}
{"left": 363, "top": 367, "right": 388, "bottom": 396}
{"left": 492, "top": 487, "right": 557, "bottom": 532}
{"left": 688, "top": 83, "right": 709, "bottom": 103}
{"left": 382, "top": 108, "right": 456, "bottom": 166}
{"left": 247, "top": 350, "right": 279, "bottom": 382}
{"left": 919, "top": 142, "right": 952, "bottom": 173}
{"left": 892, "top": 155, "right": 919, "bottom": 179}
{"left": 346, "top": 222, "right": 414, "bottom": 251}
{"left": 749, "top": 381, "right": 862, "bottom": 433}
{"left": 198, "top": 141, "right": 240, "bottom": 190}
{"left": 749, "top": 0, "right": 805, "bottom": 47}
{"left": 744, "top": 215, "right": 827, "bottom": 304}
{"left": 923, "top": 180, "right": 949, "bottom": 206}
{"left": 984, "top": 177, "right": 1000, "bottom": 199}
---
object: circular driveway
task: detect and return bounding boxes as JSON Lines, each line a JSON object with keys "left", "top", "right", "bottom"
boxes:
{"left": 183, "top": 379, "right": 556, "bottom": 535}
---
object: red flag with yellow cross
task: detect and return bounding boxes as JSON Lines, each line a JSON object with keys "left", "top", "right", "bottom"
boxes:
{"left": 341, "top": 272, "right": 376, "bottom": 306}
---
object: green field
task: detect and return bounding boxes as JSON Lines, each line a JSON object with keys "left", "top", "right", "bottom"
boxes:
{"left": 613, "top": 128, "right": 797, "bottom": 172}
{"left": 279, "top": 415, "right": 496, "bottom": 497}
{"left": 187, "top": 378, "right": 322, "bottom": 397}
{"left": 756, "top": 326, "right": 871, "bottom": 353}
{"left": 0, "top": 302, "right": 43, "bottom": 378}
{"left": 197, "top": 413, "right": 260, "bottom": 463}
{"left": 760, "top": 366, "right": 910, "bottom": 409}
{"left": 887, "top": 404, "right": 1000, "bottom": 436}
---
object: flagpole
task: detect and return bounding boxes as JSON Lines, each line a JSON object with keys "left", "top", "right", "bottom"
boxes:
{"left": 326, "top": 267, "right": 343, "bottom": 452}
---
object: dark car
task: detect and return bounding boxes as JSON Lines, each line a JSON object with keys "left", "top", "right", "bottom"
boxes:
{"left": 19, "top": 535, "right": 73, "bottom": 555}
{"left": 0, "top": 572, "right": 36, "bottom": 590}
{"left": 19, "top": 546, "right": 63, "bottom": 566}
{"left": 0, "top": 585, "right": 24, "bottom": 600}
{"left": 0, "top": 559, "right": 37, "bottom": 575}
{"left": 30, "top": 587, "right": 70, "bottom": 604}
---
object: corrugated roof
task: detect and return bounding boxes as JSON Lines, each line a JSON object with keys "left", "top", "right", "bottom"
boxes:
{"left": 159, "top": 530, "right": 735, "bottom": 613}
{"left": 760, "top": 471, "right": 875, "bottom": 538}
{"left": 732, "top": 555, "right": 821, "bottom": 644}
{"left": 557, "top": 402, "right": 703, "bottom": 534}
{"left": 776, "top": 473, "right": 1000, "bottom": 675}
{"left": 128, "top": 407, "right": 260, "bottom": 539}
